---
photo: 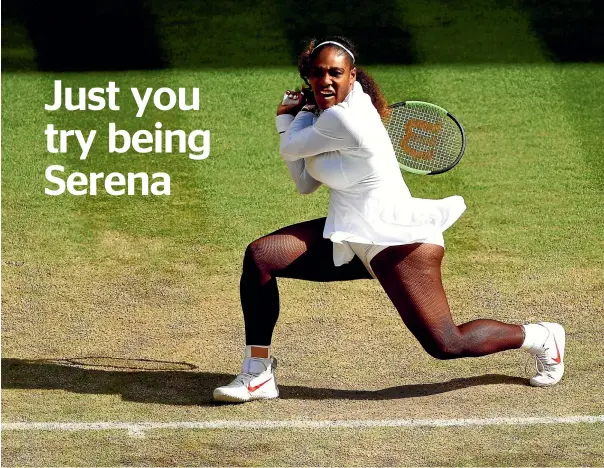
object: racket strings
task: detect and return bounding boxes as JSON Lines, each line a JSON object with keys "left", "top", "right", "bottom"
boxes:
{"left": 385, "top": 106, "right": 463, "bottom": 172}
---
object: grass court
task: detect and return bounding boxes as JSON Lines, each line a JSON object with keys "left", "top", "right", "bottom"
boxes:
{"left": 2, "top": 0, "right": 603, "bottom": 465}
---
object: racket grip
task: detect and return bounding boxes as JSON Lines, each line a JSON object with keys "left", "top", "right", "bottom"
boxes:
{"left": 282, "top": 93, "right": 302, "bottom": 105}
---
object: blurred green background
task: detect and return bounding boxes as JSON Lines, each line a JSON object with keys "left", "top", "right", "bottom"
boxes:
{"left": 2, "top": 0, "right": 603, "bottom": 71}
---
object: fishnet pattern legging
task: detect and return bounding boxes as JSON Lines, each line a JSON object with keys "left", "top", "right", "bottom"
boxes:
{"left": 241, "top": 217, "right": 523, "bottom": 356}
{"left": 370, "top": 242, "right": 524, "bottom": 358}
{"left": 241, "top": 218, "right": 371, "bottom": 345}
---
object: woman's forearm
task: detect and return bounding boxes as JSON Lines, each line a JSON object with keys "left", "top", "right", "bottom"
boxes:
{"left": 278, "top": 109, "right": 355, "bottom": 161}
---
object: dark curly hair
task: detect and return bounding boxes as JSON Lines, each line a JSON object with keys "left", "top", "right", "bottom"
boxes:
{"left": 297, "top": 36, "right": 389, "bottom": 118}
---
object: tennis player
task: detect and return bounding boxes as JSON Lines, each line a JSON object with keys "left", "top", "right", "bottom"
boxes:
{"left": 213, "top": 37, "right": 565, "bottom": 402}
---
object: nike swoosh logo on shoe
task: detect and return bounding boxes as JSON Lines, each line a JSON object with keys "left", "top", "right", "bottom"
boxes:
{"left": 552, "top": 336, "right": 562, "bottom": 364}
{"left": 247, "top": 377, "right": 272, "bottom": 392}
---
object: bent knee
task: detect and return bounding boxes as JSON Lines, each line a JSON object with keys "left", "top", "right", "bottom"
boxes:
{"left": 421, "top": 336, "right": 466, "bottom": 360}
{"left": 243, "top": 240, "right": 270, "bottom": 271}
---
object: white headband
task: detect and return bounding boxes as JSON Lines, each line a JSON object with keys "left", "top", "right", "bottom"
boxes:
{"left": 313, "top": 41, "right": 355, "bottom": 63}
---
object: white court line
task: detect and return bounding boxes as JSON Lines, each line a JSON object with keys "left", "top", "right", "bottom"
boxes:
{"left": 3, "top": 415, "right": 604, "bottom": 437}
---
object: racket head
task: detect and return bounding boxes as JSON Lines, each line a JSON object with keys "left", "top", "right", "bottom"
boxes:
{"left": 382, "top": 101, "right": 466, "bottom": 175}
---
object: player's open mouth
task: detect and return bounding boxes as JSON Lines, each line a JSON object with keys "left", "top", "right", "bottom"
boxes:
{"left": 319, "top": 90, "right": 335, "bottom": 99}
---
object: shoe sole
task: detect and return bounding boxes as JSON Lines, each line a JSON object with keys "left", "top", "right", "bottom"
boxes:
{"left": 530, "top": 363, "right": 565, "bottom": 387}
{"left": 213, "top": 390, "right": 279, "bottom": 403}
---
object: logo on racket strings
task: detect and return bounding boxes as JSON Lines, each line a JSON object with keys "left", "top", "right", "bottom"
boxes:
{"left": 400, "top": 119, "right": 442, "bottom": 160}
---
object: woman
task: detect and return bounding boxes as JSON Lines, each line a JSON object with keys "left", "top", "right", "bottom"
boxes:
{"left": 213, "top": 37, "right": 565, "bottom": 403}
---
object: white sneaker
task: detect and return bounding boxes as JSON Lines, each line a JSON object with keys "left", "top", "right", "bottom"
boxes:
{"left": 213, "top": 357, "right": 279, "bottom": 403}
{"left": 527, "top": 322, "right": 565, "bottom": 387}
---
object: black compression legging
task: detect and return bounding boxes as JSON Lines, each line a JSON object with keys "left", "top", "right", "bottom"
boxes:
{"left": 240, "top": 217, "right": 524, "bottom": 357}
{"left": 241, "top": 218, "right": 372, "bottom": 345}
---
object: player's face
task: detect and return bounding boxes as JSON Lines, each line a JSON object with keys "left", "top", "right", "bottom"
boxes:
{"left": 308, "top": 47, "right": 356, "bottom": 110}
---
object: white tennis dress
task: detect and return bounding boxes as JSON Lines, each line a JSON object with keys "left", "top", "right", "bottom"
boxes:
{"left": 276, "top": 81, "right": 466, "bottom": 268}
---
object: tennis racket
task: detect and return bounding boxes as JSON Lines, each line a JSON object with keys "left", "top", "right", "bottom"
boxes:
{"left": 382, "top": 101, "right": 466, "bottom": 175}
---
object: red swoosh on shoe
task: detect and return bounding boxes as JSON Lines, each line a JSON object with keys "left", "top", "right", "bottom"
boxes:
{"left": 248, "top": 377, "right": 272, "bottom": 392}
{"left": 552, "top": 336, "right": 562, "bottom": 364}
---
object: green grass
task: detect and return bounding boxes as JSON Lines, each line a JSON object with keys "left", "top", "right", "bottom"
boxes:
{"left": 2, "top": 63, "right": 603, "bottom": 466}
{"left": 400, "top": 0, "right": 548, "bottom": 63}
{"left": 2, "top": 1, "right": 604, "bottom": 463}
{"left": 5, "top": 0, "right": 599, "bottom": 72}
{"left": 4, "top": 424, "right": 604, "bottom": 466}
{"left": 5, "top": 64, "right": 601, "bottom": 271}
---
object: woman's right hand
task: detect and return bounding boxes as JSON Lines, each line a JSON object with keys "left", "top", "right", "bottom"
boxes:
{"left": 276, "top": 90, "right": 306, "bottom": 116}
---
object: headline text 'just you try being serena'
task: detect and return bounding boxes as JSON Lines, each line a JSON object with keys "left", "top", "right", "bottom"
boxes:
{"left": 43, "top": 80, "right": 210, "bottom": 196}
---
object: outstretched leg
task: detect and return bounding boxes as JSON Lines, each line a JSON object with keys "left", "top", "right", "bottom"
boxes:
{"left": 370, "top": 243, "right": 524, "bottom": 359}
{"left": 218, "top": 217, "right": 370, "bottom": 403}
{"left": 241, "top": 217, "right": 372, "bottom": 346}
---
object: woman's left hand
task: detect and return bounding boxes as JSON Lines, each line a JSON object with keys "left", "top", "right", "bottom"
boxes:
{"left": 277, "top": 90, "right": 306, "bottom": 116}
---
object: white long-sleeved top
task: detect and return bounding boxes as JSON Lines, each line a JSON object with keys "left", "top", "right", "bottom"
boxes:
{"left": 276, "top": 81, "right": 466, "bottom": 266}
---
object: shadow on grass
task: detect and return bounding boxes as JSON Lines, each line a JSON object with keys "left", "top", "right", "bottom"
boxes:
{"left": 2, "top": 0, "right": 414, "bottom": 71}
{"left": 2, "top": 0, "right": 165, "bottom": 72}
{"left": 277, "top": 0, "right": 414, "bottom": 65}
{"left": 521, "top": 0, "right": 604, "bottom": 62}
{"left": 2, "top": 358, "right": 526, "bottom": 406}
{"left": 281, "top": 374, "right": 528, "bottom": 400}
{"left": 4, "top": 0, "right": 602, "bottom": 72}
